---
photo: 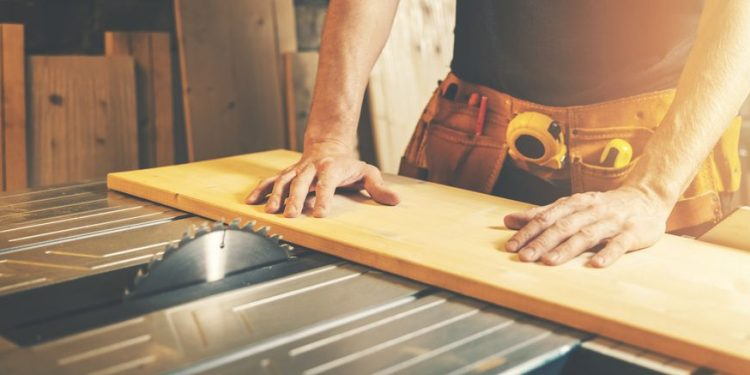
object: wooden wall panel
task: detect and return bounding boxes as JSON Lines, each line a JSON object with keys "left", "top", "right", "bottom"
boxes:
{"left": 175, "top": 0, "right": 290, "bottom": 161}
{"left": 0, "top": 24, "right": 27, "bottom": 191}
{"left": 28, "top": 56, "right": 138, "bottom": 186}
{"left": 283, "top": 51, "right": 318, "bottom": 152}
{"left": 368, "top": 0, "right": 455, "bottom": 172}
{"left": 105, "top": 31, "right": 175, "bottom": 167}
{"left": 108, "top": 149, "right": 750, "bottom": 374}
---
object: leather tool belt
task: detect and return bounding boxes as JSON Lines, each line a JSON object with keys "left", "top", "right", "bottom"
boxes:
{"left": 399, "top": 72, "right": 742, "bottom": 234}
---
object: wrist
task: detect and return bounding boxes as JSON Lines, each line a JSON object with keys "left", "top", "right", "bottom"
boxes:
{"left": 303, "top": 137, "right": 355, "bottom": 157}
{"left": 619, "top": 182, "right": 675, "bottom": 216}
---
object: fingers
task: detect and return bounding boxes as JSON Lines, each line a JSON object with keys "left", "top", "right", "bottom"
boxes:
{"left": 515, "top": 211, "right": 599, "bottom": 261}
{"left": 284, "top": 165, "right": 316, "bottom": 217}
{"left": 503, "top": 205, "right": 549, "bottom": 230}
{"left": 506, "top": 194, "right": 598, "bottom": 252}
{"left": 506, "top": 204, "right": 577, "bottom": 252}
{"left": 589, "top": 232, "right": 635, "bottom": 268}
{"left": 532, "top": 222, "right": 617, "bottom": 265}
{"left": 247, "top": 158, "right": 396, "bottom": 218}
{"left": 265, "top": 170, "right": 296, "bottom": 213}
{"left": 362, "top": 165, "right": 400, "bottom": 206}
{"left": 245, "top": 177, "right": 276, "bottom": 204}
{"left": 313, "top": 169, "right": 343, "bottom": 218}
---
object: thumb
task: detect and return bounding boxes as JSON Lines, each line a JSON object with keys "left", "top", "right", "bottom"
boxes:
{"left": 362, "top": 166, "right": 400, "bottom": 206}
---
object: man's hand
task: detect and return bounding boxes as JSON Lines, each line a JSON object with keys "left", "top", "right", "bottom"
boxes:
{"left": 503, "top": 187, "right": 670, "bottom": 267}
{"left": 245, "top": 142, "right": 400, "bottom": 218}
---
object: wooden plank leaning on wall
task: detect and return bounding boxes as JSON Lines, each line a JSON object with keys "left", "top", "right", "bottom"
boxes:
{"left": 105, "top": 31, "right": 175, "bottom": 168}
{"left": 367, "top": 0, "right": 455, "bottom": 173}
{"left": 0, "top": 24, "right": 27, "bottom": 191}
{"left": 174, "top": 0, "right": 296, "bottom": 161}
{"left": 283, "top": 51, "right": 318, "bottom": 152}
{"left": 28, "top": 56, "right": 138, "bottom": 186}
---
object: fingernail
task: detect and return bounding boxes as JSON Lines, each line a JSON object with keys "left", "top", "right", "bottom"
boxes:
{"left": 506, "top": 240, "right": 519, "bottom": 252}
{"left": 519, "top": 248, "right": 536, "bottom": 261}
{"left": 592, "top": 256, "right": 606, "bottom": 267}
{"left": 285, "top": 205, "right": 297, "bottom": 217}
{"left": 545, "top": 252, "right": 559, "bottom": 263}
{"left": 265, "top": 201, "right": 277, "bottom": 213}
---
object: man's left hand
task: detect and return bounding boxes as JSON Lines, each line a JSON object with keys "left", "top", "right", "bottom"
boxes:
{"left": 503, "top": 187, "right": 671, "bottom": 267}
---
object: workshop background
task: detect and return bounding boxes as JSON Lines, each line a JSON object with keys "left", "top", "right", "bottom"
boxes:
{"left": 0, "top": 0, "right": 748, "bottom": 203}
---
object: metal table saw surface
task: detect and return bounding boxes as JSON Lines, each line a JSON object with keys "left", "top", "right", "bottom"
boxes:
{"left": 0, "top": 182, "right": 707, "bottom": 375}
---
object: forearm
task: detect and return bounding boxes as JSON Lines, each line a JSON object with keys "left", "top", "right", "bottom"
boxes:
{"left": 304, "top": 0, "right": 400, "bottom": 152}
{"left": 624, "top": 0, "right": 750, "bottom": 208}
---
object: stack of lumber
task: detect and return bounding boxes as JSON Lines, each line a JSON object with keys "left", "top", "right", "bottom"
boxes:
{"left": 108, "top": 149, "right": 750, "bottom": 374}
{"left": 0, "top": 22, "right": 176, "bottom": 190}
{"left": 27, "top": 31, "right": 175, "bottom": 187}
{"left": 105, "top": 32, "right": 175, "bottom": 168}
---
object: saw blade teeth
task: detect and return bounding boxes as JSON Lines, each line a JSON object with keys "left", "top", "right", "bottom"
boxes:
{"left": 195, "top": 223, "right": 210, "bottom": 237}
{"left": 246, "top": 220, "right": 257, "bottom": 230}
{"left": 212, "top": 221, "right": 225, "bottom": 231}
{"left": 229, "top": 218, "right": 242, "bottom": 229}
{"left": 178, "top": 232, "right": 191, "bottom": 246}
{"left": 256, "top": 226, "right": 270, "bottom": 236}
{"left": 163, "top": 242, "right": 178, "bottom": 257}
{"left": 269, "top": 234, "right": 282, "bottom": 243}
{"left": 280, "top": 244, "right": 295, "bottom": 257}
{"left": 145, "top": 256, "right": 159, "bottom": 271}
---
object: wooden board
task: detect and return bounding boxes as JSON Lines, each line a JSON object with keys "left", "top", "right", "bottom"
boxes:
{"left": 273, "top": 0, "right": 297, "bottom": 54}
{"left": 29, "top": 56, "right": 138, "bottom": 186}
{"left": 283, "top": 51, "right": 318, "bottom": 152}
{"left": 108, "top": 149, "right": 750, "bottom": 374}
{"left": 0, "top": 24, "right": 27, "bottom": 191}
{"left": 174, "top": 0, "right": 289, "bottom": 161}
{"left": 368, "top": 0, "right": 455, "bottom": 172}
{"left": 699, "top": 206, "right": 750, "bottom": 251}
{"left": 105, "top": 31, "right": 175, "bottom": 168}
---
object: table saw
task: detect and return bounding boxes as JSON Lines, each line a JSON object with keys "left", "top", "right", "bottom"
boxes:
{"left": 0, "top": 181, "right": 713, "bottom": 374}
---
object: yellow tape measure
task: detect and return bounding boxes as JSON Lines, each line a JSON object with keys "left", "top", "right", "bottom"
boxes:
{"left": 506, "top": 112, "right": 567, "bottom": 169}
{"left": 599, "top": 138, "right": 633, "bottom": 168}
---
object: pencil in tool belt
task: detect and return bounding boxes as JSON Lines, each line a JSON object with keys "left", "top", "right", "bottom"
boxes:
{"left": 468, "top": 93, "right": 480, "bottom": 106}
{"left": 475, "top": 95, "right": 488, "bottom": 136}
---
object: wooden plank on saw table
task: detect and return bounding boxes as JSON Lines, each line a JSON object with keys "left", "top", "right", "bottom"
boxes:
{"left": 174, "top": 0, "right": 289, "bottom": 161}
{"left": 0, "top": 24, "right": 27, "bottom": 191}
{"left": 105, "top": 31, "right": 175, "bottom": 168}
{"left": 28, "top": 56, "right": 138, "bottom": 186}
{"left": 367, "top": 0, "right": 455, "bottom": 173}
{"left": 108, "top": 149, "right": 750, "bottom": 375}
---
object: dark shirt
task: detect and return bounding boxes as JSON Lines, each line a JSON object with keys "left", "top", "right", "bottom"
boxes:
{"left": 451, "top": 0, "right": 705, "bottom": 106}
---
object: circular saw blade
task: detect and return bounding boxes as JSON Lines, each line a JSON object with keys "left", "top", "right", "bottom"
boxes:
{"left": 126, "top": 220, "right": 293, "bottom": 298}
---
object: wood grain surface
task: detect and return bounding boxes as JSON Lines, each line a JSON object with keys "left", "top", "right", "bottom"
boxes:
{"left": 29, "top": 56, "right": 138, "bottom": 186}
{"left": 0, "top": 24, "right": 27, "bottom": 191}
{"left": 174, "top": 0, "right": 288, "bottom": 161}
{"left": 108, "top": 149, "right": 750, "bottom": 374}
{"left": 105, "top": 31, "right": 175, "bottom": 168}
{"left": 283, "top": 51, "right": 318, "bottom": 152}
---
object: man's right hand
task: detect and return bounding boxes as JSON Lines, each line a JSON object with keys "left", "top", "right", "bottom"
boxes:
{"left": 244, "top": 142, "right": 400, "bottom": 218}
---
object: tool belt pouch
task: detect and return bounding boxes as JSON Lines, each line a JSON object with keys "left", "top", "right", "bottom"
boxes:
{"left": 399, "top": 89, "right": 507, "bottom": 193}
{"left": 570, "top": 115, "right": 742, "bottom": 234}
